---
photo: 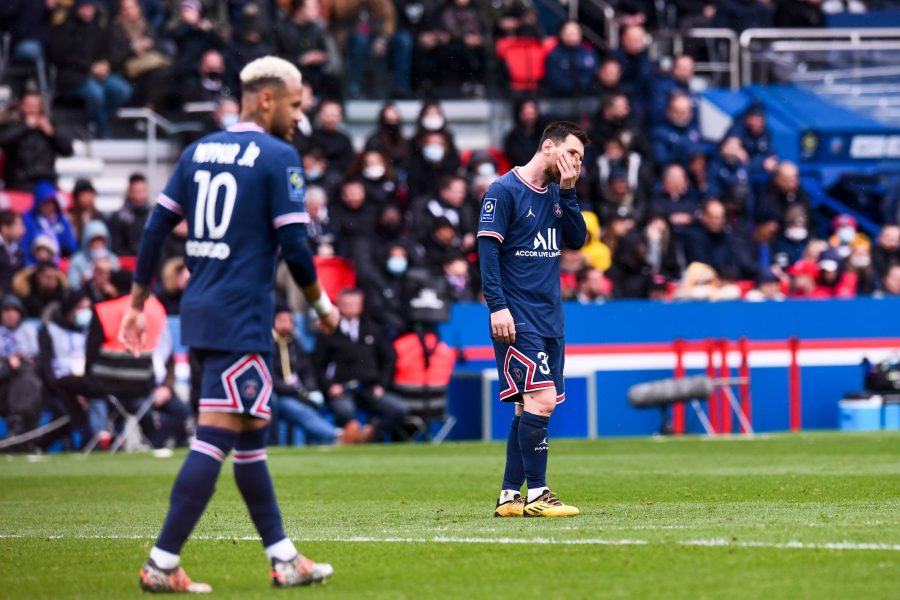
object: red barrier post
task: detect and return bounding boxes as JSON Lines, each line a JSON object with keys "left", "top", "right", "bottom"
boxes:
{"left": 738, "top": 337, "right": 751, "bottom": 434}
{"left": 672, "top": 338, "right": 686, "bottom": 435}
{"left": 788, "top": 336, "right": 801, "bottom": 432}
{"left": 718, "top": 339, "right": 732, "bottom": 434}
{"left": 705, "top": 339, "right": 718, "bottom": 434}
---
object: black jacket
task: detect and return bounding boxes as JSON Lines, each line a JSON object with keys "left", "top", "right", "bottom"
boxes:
{"left": 108, "top": 203, "right": 150, "bottom": 256}
{"left": 48, "top": 15, "right": 109, "bottom": 91}
{"left": 310, "top": 128, "right": 354, "bottom": 174}
{"left": 314, "top": 320, "right": 396, "bottom": 390}
{"left": 0, "top": 242, "right": 24, "bottom": 296}
{"left": 0, "top": 122, "right": 73, "bottom": 191}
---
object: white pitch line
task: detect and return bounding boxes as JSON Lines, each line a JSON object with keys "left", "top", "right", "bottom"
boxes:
{"left": 1, "top": 533, "right": 899, "bottom": 551}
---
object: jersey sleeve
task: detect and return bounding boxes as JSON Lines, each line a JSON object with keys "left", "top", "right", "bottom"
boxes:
{"left": 476, "top": 184, "right": 513, "bottom": 244}
{"left": 269, "top": 146, "right": 311, "bottom": 230}
{"left": 156, "top": 151, "right": 188, "bottom": 217}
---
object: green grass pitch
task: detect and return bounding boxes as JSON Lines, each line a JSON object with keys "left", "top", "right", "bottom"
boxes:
{"left": 1, "top": 432, "right": 899, "bottom": 599}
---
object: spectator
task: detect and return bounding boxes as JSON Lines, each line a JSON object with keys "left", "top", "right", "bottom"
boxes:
{"left": 847, "top": 238, "right": 876, "bottom": 295}
{"left": 372, "top": 205, "right": 407, "bottom": 258}
{"left": 706, "top": 136, "right": 753, "bottom": 220}
{"left": 0, "top": 0, "right": 54, "bottom": 94}
{"left": 686, "top": 145, "right": 710, "bottom": 198}
{"left": 593, "top": 55, "right": 624, "bottom": 96}
{"left": 581, "top": 211, "right": 612, "bottom": 272}
{"left": 772, "top": 205, "right": 811, "bottom": 268}
{"left": 360, "top": 242, "right": 412, "bottom": 338}
{"left": 152, "top": 257, "right": 189, "bottom": 315}
{"left": 438, "top": 0, "right": 487, "bottom": 94}
{"left": 416, "top": 217, "right": 464, "bottom": 275}
{"left": 574, "top": 267, "right": 611, "bottom": 303}
{"left": 271, "top": 305, "right": 366, "bottom": 445}
{"left": 68, "top": 219, "right": 121, "bottom": 291}
{"left": 775, "top": 0, "right": 825, "bottom": 27}
{"left": 873, "top": 224, "right": 900, "bottom": 279}
{"left": 414, "top": 102, "right": 462, "bottom": 156}
{"left": 69, "top": 179, "right": 103, "bottom": 243}
{"left": 0, "top": 91, "right": 74, "bottom": 191}
{"left": 560, "top": 247, "right": 587, "bottom": 300}
{"left": 348, "top": 150, "right": 400, "bottom": 208}
{"left": 409, "top": 175, "right": 475, "bottom": 249}
{"left": 108, "top": 173, "right": 151, "bottom": 256}
{"left": 330, "top": 179, "right": 379, "bottom": 264}
{"left": 714, "top": 0, "right": 774, "bottom": 32}
{"left": 600, "top": 205, "right": 637, "bottom": 256}
{"left": 650, "top": 164, "right": 699, "bottom": 232}
{"left": 650, "top": 93, "right": 703, "bottom": 168}
{"left": 792, "top": 249, "right": 857, "bottom": 298}
{"left": 676, "top": 261, "right": 743, "bottom": 301}
{"left": 829, "top": 214, "right": 868, "bottom": 261}
{"left": 310, "top": 100, "right": 355, "bottom": 175}
{"left": 327, "top": 0, "right": 396, "bottom": 98}
{"left": 302, "top": 147, "right": 343, "bottom": 201}
{"left": 314, "top": 289, "right": 409, "bottom": 442}
{"left": 614, "top": 25, "right": 655, "bottom": 118}
{"left": 107, "top": 0, "right": 174, "bottom": 109}
{"left": 544, "top": 20, "right": 600, "bottom": 97}
{"left": 407, "top": 130, "right": 459, "bottom": 199}
{"left": 682, "top": 199, "right": 757, "bottom": 281}
{"left": 83, "top": 256, "right": 122, "bottom": 305}
{"left": 300, "top": 186, "right": 336, "bottom": 257}
{"left": 28, "top": 236, "right": 58, "bottom": 266}
{"left": 494, "top": 19, "right": 546, "bottom": 93}
{"left": 504, "top": 98, "right": 544, "bottom": 169}
{"left": 725, "top": 100, "right": 778, "bottom": 176}
{"left": 589, "top": 93, "right": 650, "bottom": 157}
{"left": 674, "top": 0, "right": 718, "bottom": 28}
{"left": 390, "top": 0, "right": 428, "bottom": 97}
{"left": 365, "top": 103, "right": 411, "bottom": 174}
{"left": 21, "top": 181, "right": 78, "bottom": 265}
{"left": 0, "top": 295, "right": 43, "bottom": 449}
{"left": 643, "top": 213, "right": 682, "bottom": 281}
{"left": 225, "top": 2, "right": 276, "bottom": 76}
{"left": 607, "top": 231, "right": 653, "bottom": 298}
{"left": 591, "top": 137, "right": 651, "bottom": 216}
{"left": 290, "top": 80, "right": 316, "bottom": 156}
{"left": 879, "top": 264, "right": 900, "bottom": 296}
{"left": 14, "top": 260, "right": 67, "bottom": 319}
{"left": 183, "top": 49, "right": 233, "bottom": 104}
{"left": 749, "top": 203, "right": 781, "bottom": 274}
{"left": 444, "top": 254, "right": 475, "bottom": 302}
{"left": 49, "top": 0, "right": 132, "bottom": 138}
{"left": 0, "top": 212, "right": 26, "bottom": 296}
{"left": 744, "top": 268, "right": 786, "bottom": 301}
{"left": 167, "top": 0, "right": 224, "bottom": 100}
{"left": 650, "top": 54, "right": 697, "bottom": 126}
{"left": 273, "top": 0, "right": 341, "bottom": 97}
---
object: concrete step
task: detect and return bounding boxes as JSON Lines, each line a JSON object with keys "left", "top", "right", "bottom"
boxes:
{"left": 55, "top": 156, "right": 105, "bottom": 179}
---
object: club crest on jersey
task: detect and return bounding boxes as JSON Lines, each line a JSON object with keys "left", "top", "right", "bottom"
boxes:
{"left": 286, "top": 167, "right": 305, "bottom": 202}
{"left": 481, "top": 198, "right": 496, "bottom": 223}
{"left": 241, "top": 379, "right": 260, "bottom": 399}
{"left": 553, "top": 203, "right": 562, "bottom": 218}
{"left": 512, "top": 368, "right": 524, "bottom": 382}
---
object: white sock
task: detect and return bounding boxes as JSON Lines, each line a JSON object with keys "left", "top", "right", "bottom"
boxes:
{"left": 149, "top": 546, "right": 180, "bottom": 570}
{"left": 527, "top": 487, "right": 549, "bottom": 503}
{"left": 499, "top": 489, "right": 521, "bottom": 503}
{"left": 265, "top": 538, "right": 298, "bottom": 562}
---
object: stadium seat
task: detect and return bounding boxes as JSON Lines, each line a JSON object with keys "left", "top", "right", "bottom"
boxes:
{"left": 0, "top": 190, "right": 34, "bottom": 214}
{"left": 313, "top": 256, "right": 356, "bottom": 301}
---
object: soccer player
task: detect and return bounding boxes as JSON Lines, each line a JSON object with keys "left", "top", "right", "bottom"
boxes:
{"left": 478, "top": 121, "right": 588, "bottom": 518}
{"left": 120, "top": 57, "right": 341, "bottom": 592}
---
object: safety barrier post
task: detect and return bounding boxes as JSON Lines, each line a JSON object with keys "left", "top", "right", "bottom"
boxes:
{"left": 672, "top": 338, "right": 686, "bottom": 435}
{"left": 705, "top": 339, "right": 718, "bottom": 434}
{"left": 718, "top": 339, "right": 732, "bottom": 434}
{"left": 788, "top": 336, "right": 801, "bottom": 432}
{"left": 738, "top": 337, "right": 751, "bottom": 434}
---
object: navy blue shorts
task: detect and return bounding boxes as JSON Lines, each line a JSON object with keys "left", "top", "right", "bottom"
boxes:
{"left": 196, "top": 351, "right": 274, "bottom": 420}
{"left": 492, "top": 332, "right": 566, "bottom": 404}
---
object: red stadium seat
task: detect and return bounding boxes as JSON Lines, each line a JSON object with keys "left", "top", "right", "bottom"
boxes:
{"left": 313, "top": 256, "right": 356, "bottom": 301}
{"left": 118, "top": 256, "right": 137, "bottom": 272}
{"left": 0, "top": 190, "right": 34, "bottom": 214}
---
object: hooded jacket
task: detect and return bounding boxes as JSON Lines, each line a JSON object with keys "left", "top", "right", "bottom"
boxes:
{"left": 21, "top": 191, "right": 78, "bottom": 266}
{"left": 67, "top": 220, "right": 121, "bottom": 291}
{"left": 581, "top": 211, "right": 612, "bottom": 272}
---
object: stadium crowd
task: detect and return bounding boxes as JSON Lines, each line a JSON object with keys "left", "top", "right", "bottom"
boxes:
{"left": 2, "top": 0, "right": 900, "bottom": 452}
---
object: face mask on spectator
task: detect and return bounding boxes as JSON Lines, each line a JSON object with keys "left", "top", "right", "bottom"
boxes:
{"left": 363, "top": 165, "right": 386, "bottom": 180}
{"left": 785, "top": 226, "right": 808, "bottom": 241}
{"left": 837, "top": 226, "right": 856, "bottom": 244}
{"left": 386, "top": 256, "right": 408, "bottom": 275}
{"left": 90, "top": 247, "right": 108, "bottom": 260}
{"left": 423, "top": 144, "right": 445, "bottom": 163}
{"left": 421, "top": 115, "right": 444, "bottom": 131}
{"left": 476, "top": 163, "right": 496, "bottom": 177}
{"left": 306, "top": 167, "right": 323, "bottom": 180}
{"left": 74, "top": 308, "right": 92, "bottom": 329}
{"left": 219, "top": 114, "right": 238, "bottom": 129}
{"left": 850, "top": 255, "right": 871, "bottom": 269}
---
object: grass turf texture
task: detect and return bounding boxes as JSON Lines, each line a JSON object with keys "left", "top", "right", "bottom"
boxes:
{"left": 1, "top": 432, "right": 899, "bottom": 599}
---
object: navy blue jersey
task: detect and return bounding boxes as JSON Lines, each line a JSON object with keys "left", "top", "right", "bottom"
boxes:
{"left": 477, "top": 168, "right": 571, "bottom": 338}
{"left": 157, "top": 123, "right": 310, "bottom": 353}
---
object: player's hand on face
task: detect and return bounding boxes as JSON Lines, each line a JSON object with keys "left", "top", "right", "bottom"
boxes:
{"left": 118, "top": 307, "right": 147, "bottom": 358}
{"left": 316, "top": 307, "right": 340, "bottom": 334}
{"left": 490, "top": 308, "right": 516, "bottom": 345}
{"left": 557, "top": 153, "right": 579, "bottom": 190}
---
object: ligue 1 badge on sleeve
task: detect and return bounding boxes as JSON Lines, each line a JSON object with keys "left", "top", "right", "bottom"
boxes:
{"left": 553, "top": 203, "right": 562, "bottom": 218}
{"left": 481, "top": 197, "right": 497, "bottom": 223}
{"left": 286, "top": 167, "right": 306, "bottom": 202}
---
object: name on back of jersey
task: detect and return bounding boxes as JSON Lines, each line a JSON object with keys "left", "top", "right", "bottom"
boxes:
{"left": 192, "top": 141, "right": 260, "bottom": 168}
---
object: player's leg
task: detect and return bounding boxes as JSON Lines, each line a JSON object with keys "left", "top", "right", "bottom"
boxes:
{"left": 227, "top": 353, "right": 333, "bottom": 587}
{"left": 520, "top": 337, "right": 578, "bottom": 517}
{"left": 495, "top": 402, "right": 526, "bottom": 517}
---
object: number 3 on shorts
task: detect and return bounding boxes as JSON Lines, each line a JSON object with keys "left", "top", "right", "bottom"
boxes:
{"left": 537, "top": 351, "right": 551, "bottom": 375}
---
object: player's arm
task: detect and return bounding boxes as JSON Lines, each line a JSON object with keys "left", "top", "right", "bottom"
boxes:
{"left": 557, "top": 154, "right": 587, "bottom": 250}
{"left": 476, "top": 187, "right": 516, "bottom": 344}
